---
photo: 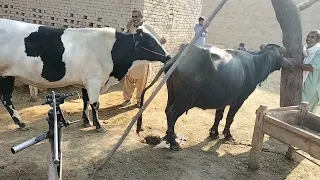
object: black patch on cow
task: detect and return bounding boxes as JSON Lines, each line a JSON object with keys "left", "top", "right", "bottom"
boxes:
{"left": 110, "top": 32, "right": 137, "bottom": 80}
{"left": 24, "top": 26, "right": 66, "bottom": 82}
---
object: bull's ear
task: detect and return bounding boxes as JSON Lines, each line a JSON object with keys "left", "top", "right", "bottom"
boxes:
{"left": 136, "top": 28, "right": 143, "bottom": 36}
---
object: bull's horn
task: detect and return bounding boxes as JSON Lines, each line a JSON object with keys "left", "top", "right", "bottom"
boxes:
{"left": 259, "top": 44, "right": 267, "bottom": 51}
{"left": 279, "top": 46, "right": 286, "bottom": 54}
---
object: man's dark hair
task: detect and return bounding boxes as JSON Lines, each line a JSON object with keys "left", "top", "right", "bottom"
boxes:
{"left": 239, "top": 43, "right": 245, "bottom": 47}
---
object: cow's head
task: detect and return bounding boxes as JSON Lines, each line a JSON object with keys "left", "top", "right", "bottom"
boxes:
{"left": 260, "top": 44, "right": 294, "bottom": 69}
{"left": 133, "top": 27, "right": 171, "bottom": 63}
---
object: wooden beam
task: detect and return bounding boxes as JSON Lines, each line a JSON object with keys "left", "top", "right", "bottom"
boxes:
{"left": 248, "top": 105, "right": 268, "bottom": 170}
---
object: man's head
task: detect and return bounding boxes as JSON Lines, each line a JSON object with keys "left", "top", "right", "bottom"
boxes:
{"left": 198, "top": 16, "right": 204, "bottom": 25}
{"left": 132, "top": 10, "right": 143, "bottom": 26}
{"left": 306, "top": 29, "right": 320, "bottom": 48}
{"left": 238, "top": 43, "right": 246, "bottom": 51}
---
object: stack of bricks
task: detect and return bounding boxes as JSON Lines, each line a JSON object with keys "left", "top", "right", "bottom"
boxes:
{"left": 0, "top": 0, "right": 202, "bottom": 81}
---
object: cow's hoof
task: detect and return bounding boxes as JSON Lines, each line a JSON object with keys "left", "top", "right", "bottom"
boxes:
{"left": 83, "top": 122, "right": 93, "bottom": 128}
{"left": 19, "top": 126, "right": 30, "bottom": 131}
{"left": 209, "top": 131, "right": 219, "bottom": 139}
{"left": 224, "top": 134, "right": 235, "bottom": 142}
{"left": 29, "top": 97, "right": 37, "bottom": 102}
{"left": 170, "top": 144, "right": 182, "bottom": 151}
{"left": 95, "top": 126, "right": 107, "bottom": 133}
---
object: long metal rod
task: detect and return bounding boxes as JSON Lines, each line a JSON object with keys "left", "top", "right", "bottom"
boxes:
{"left": 11, "top": 132, "right": 48, "bottom": 154}
{"left": 52, "top": 91, "right": 59, "bottom": 164}
{"left": 92, "top": 0, "right": 229, "bottom": 174}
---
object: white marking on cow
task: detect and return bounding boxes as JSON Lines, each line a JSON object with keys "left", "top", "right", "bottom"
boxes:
{"left": 100, "top": 76, "right": 119, "bottom": 93}
{"left": 9, "top": 105, "right": 22, "bottom": 121}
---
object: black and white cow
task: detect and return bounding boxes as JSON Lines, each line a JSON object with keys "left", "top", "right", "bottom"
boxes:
{"left": 0, "top": 76, "right": 27, "bottom": 130}
{"left": 0, "top": 18, "right": 170, "bottom": 132}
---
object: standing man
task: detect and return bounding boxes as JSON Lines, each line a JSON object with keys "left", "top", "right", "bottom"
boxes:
{"left": 237, "top": 43, "right": 247, "bottom": 51}
{"left": 293, "top": 29, "right": 320, "bottom": 113}
{"left": 121, "top": 10, "right": 167, "bottom": 108}
{"left": 194, "top": 16, "right": 208, "bottom": 47}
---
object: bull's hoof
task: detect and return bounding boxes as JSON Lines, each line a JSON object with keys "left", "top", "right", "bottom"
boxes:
{"left": 95, "top": 126, "right": 107, "bottom": 133}
{"left": 170, "top": 144, "right": 182, "bottom": 151}
{"left": 224, "top": 134, "right": 235, "bottom": 142}
{"left": 209, "top": 131, "right": 219, "bottom": 139}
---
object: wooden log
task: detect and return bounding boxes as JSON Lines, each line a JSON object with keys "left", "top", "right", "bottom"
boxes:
{"left": 248, "top": 105, "right": 268, "bottom": 170}
{"left": 263, "top": 115, "right": 320, "bottom": 160}
{"left": 268, "top": 106, "right": 299, "bottom": 112}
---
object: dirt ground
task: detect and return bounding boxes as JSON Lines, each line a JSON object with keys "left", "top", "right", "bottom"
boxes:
{"left": 1, "top": 71, "right": 320, "bottom": 180}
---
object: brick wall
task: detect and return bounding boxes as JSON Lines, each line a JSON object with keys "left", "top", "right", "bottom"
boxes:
{"left": 201, "top": 0, "right": 320, "bottom": 50}
{"left": 142, "top": 0, "right": 202, "bottom": 80}
{"left": 0, "top": 0, "right": 202, "bottom": 83}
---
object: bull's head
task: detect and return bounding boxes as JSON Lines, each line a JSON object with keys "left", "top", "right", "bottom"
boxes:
{"left": 260, "top": 44, "right": 294, "bottom": 69}
{"left": 133, "top": 27, "right": 171, "bottom": 63}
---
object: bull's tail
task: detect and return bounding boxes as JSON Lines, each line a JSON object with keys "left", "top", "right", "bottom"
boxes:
{"left": 136, "top": 43, "right": 188, "bottom": 134}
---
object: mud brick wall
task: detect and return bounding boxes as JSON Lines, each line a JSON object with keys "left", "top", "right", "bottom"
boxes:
{"left": 0, "top": 0, "right": 202, "bottom": 83}
{"left": 142, "top": 0, "right": 202, "bottom": 80}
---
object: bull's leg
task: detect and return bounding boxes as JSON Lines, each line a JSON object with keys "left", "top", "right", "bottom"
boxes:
{"left": 86, "top": 81, "right": 106, "bottom": 132}
{"left": 0, "top": 94, "right": 27, "bottom": 130}
{"left": 81, "top": 88, "right": 92, "bottom": 127}
{"left": 209, "top": 107, "right": 226, "bottom": 139}
{"left": 222, "top": 102, "right": 244, "bottom": 141}
{"left": 165, "top": 102, "right": 185, "bottom": 151}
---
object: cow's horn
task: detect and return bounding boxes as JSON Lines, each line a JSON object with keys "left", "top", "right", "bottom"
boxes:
{"left": 279, "top": 46, "right": 286, "bottom": 54}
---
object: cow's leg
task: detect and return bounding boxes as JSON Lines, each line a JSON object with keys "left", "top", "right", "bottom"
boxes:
{"left": 222, "top": 102, "right": 244, "bottom": 141}
{"left": 81, "top": 88, "right": 92, "bottom": 127}
{"left": 1, "top": 94, "right": 27, "bottom": 130}
{"left": 165, "top": 102, "right": 186, "bottom": 151}
{"left": 86, "top": 81, "right": 106, "bottom": 132}
{"left": 209, "top": 107, "right": 226, "bottom": 139}
{"left": 29, "top": 85, "right": 38, "bottom": 102}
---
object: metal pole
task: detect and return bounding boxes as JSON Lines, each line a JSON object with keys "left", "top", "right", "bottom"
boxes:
{"left": 91, "top": 0, "right": 229, "bottom": 175}
{"left": 52, "top": 91, "right": 59, "bottom": 164}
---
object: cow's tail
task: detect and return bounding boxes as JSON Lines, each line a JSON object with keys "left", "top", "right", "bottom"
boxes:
{"left": 136, "top": 43, "right": 188, "bottom": 134}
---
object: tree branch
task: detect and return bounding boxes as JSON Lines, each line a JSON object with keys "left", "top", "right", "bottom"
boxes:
{"left": 299, "top": 0, "right": 320, "bottom": 11}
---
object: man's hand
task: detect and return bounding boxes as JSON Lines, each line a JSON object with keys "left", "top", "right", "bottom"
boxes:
{"left": 160, "top": 37, "right": 167, "bottom": 44}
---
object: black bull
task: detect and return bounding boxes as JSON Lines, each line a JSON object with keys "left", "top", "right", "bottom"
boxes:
{"left": 137, "top": 43, "right": 294, "bottom": 150}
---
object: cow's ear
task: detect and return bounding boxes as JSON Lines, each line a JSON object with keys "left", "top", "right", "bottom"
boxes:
{"left": 136, "top": 28, "right": 143, "bottom": 36}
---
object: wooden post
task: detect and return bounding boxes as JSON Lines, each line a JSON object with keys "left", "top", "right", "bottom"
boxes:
{"left": 286, "top": 101, "right": 310, "bottom": 160}
{"left": 248, "top": 105, "right": 268, "bottom": 170}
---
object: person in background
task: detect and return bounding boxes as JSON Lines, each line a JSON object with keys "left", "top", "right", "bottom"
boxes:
{"left": 194, "top": 16, "right": 208, "bottom": 47}
{"left": 292, "top": 29, "right": 320, "bottom": 113}
{"left": 121, "top": 9, "right": 167, "bottom": 108}
{"left": 237, "top": 43, "right": 247, "bottom": 51}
